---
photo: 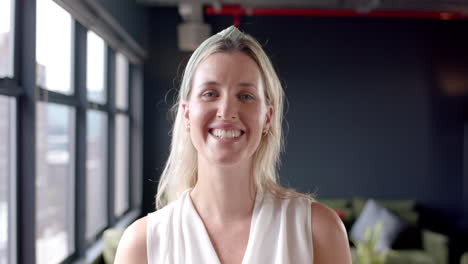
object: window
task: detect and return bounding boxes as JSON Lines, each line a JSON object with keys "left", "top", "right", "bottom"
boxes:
{"left": 115, "top": 53, "right": 128, "bottom": 110}
{"left": 0, "top": 96, "right": 15, "bottom": 264}
{"left": 36, "top": 103, "right": 75, "bottom": 264}
{"left": 114, "top": 114, "right": 129, "bottom": 216}
{"left": 87, "top": 31, "right": 106, "bottom": 104}
{"left": 130, "top": 67, "right": 143, "bottom": 208}
{"left": 0, "top": 0, "right": 14, "bottom": 78}
{"left": 114, "top": 52, "right": 130, "bottom": 216}
{"left": 36, "top": 0, "right": 73, "bottom": 94}
{"left": 0, "top": 1, "right": 16, "bottom": 263}
{"left": 3, "top": 1, "right": 144, "bottom": 262}
{"left": 86, "top": 110, "right": 107, "bottom": 241}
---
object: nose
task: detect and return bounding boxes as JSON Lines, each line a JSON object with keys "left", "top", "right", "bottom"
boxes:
{"left": 217, "top": 95, "right": 238, "bottom": 120}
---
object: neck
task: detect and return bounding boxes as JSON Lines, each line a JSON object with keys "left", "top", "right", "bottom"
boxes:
{"left": 190, "top": 157, "right": 256, "bottom": 224}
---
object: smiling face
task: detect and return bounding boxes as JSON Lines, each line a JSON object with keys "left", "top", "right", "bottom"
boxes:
{"left": 183, "top": 51, "right": 272, "bottom": 167}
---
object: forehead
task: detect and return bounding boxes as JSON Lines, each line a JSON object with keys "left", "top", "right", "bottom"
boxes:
{"left": 192, "top": 51, "right": 262, "bottom": 85}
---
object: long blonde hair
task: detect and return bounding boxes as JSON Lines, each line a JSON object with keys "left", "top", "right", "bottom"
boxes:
{"left": 155, "top": 26, "right": 310, "bottom": 209}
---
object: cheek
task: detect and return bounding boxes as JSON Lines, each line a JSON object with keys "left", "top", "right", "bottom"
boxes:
{"left": 188, "top": 106, "right": 208, "bottom": 150}
{"left": 188, "top": 104, "right": 215, "bottom": 132}
{"left": 243, "top": 105, "right": 266, "bottom": 132}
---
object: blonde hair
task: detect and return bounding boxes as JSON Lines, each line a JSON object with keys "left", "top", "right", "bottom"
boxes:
{"left": 155, "top": 26, "right": 311, "bottom": 209}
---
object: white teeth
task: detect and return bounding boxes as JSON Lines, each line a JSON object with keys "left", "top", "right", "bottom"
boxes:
{"left": 211, "top": 129, "right": 242, "bottom": 139}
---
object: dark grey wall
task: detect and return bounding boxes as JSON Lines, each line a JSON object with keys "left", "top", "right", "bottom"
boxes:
{"left": 96, "top": 0, "right": 149, "bottom": 48}
{"left": 142, "top": 8, "right": 186, "bottom": 213}
{"left": 143, "top": 8, "right": 468, "bottom": 234}
{"left": 464, "top": 124, "right": 468, "bottom": 223}
{"left": 230, "top": 17, "right": 467, "bottom": 228}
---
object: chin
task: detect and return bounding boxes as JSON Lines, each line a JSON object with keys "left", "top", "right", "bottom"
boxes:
{"left": 211, "top": 155, "right": 243, "bottom": 167}
{"left": 206, "top": 150, "right": 247, "bottom": 167}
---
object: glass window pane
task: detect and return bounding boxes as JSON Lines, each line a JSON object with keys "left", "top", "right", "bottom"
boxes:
{"left": 0, "top": 96, "right": 15, "bottom": 264}
{"left": 114, "top": 114, "right": 129, "bottom": 216}
{"left": 36, "top": 0, "right": 73, "bottom": 94}
{"left": 86, "top": 110, "right": 107, "bottom": 241}
{"left": 36, "top": 103, "right": 75, "bottom": 264}
{"left": 87, "top": 31, "right": 106, "bottom": 104}
{"left": 130, "top": 68, "right": 143, "bottom": 208}
{"left": 0, "top": 0, "right": 14, "bottom": 78}
{"left": 115, "top": 53, "right": 128, "bottom": 109}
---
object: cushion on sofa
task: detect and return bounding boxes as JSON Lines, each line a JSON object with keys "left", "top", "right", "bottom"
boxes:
{"left": 352, "top": 197, "right": 418, "bottom": 226}
{"left": 352, "top": 198, "right": 421, "bottom": 249}
{"left": 379, "top": 200, "right": 416, "bottom": 214}
{"left": 350, "top": 199, "right": 406, "bottom": 251}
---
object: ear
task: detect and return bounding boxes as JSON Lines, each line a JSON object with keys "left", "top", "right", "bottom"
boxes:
{"left": 264, "top": 106, "right": 273, "bottom": 128}
{"left": 182, "top": 103, "right": 190, "bottom": 123}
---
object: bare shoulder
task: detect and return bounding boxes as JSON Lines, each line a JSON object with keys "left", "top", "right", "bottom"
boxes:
{"left": 311, "top": 202, "right": 346, "bottom": 237}
{"left": 311, "top": 202, "right": 352, "bottom": 264}
{"left": 114, "top": 216, "right": 148, "bottom": 264}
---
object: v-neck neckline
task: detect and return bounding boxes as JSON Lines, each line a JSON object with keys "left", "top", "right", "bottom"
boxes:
{"left": 185, "top": 189, "right": 261, "bottom": 264}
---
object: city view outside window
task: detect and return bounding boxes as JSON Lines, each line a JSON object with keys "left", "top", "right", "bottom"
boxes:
{"left": 36, "top": 0, "right": 73, "bottom": 94}
{"left": 87, "top": 31, "right": 106, "bottom": 104}
{"left": 114, "top": 114, "right": 129, "bottom": 216}
{"left": 36, "top": 103, "right": 75, "bottom": 264}
{"left": 0, "top": 96, "right": 15, "bottom": 264}
{"left": 0, "top": 0, "right": 14, "bottom": 78}
{"left": 115, "top": 53, "right": 128, "bottom": 110}
{"left": 86, "top": 110, "right": 108, "bottom": 241}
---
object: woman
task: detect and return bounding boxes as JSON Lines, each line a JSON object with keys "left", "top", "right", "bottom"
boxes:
{"left": 115, "top": 26, "right": 351, "bottom": 264}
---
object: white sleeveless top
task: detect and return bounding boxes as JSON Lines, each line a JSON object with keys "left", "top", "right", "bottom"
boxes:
{"left": 146, "top": 190, "right": 314, "bottom": 264}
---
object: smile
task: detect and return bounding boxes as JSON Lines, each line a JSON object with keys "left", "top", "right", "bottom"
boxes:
{"left": 209, "top": 128, "right": 244, "bottom": 139}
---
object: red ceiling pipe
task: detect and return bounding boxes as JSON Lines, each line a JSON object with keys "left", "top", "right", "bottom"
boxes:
{"left": 205, "top": 4, "right": 468, "bottom": 20}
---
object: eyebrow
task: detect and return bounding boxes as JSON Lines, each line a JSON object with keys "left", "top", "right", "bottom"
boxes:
{"left": 198, "top": 81, "right": 257, "bottom": 89}
{"left": 238, "top": 82, "right": 257, "bottom": 89}
{"left": 199, "top": 81, "right": 220, "bottom": 88}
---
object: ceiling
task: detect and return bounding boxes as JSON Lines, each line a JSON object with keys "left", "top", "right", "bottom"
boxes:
{"left": 136, "top": 0, "right": 468, "bottom": 13}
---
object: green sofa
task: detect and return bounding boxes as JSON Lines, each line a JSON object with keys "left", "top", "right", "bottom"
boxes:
{"left": 320, "top": 198, "right": 449, "bottom": 264}
{"left": 461, "top": 252, "right": 468, "bottom": 264}
{"left": 90, "top": 229, "right": 125, "bottom": 264}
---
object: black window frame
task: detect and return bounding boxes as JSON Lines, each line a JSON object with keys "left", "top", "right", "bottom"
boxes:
{"left": 0, "top": 0, "right": 144, "bottom": 263}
